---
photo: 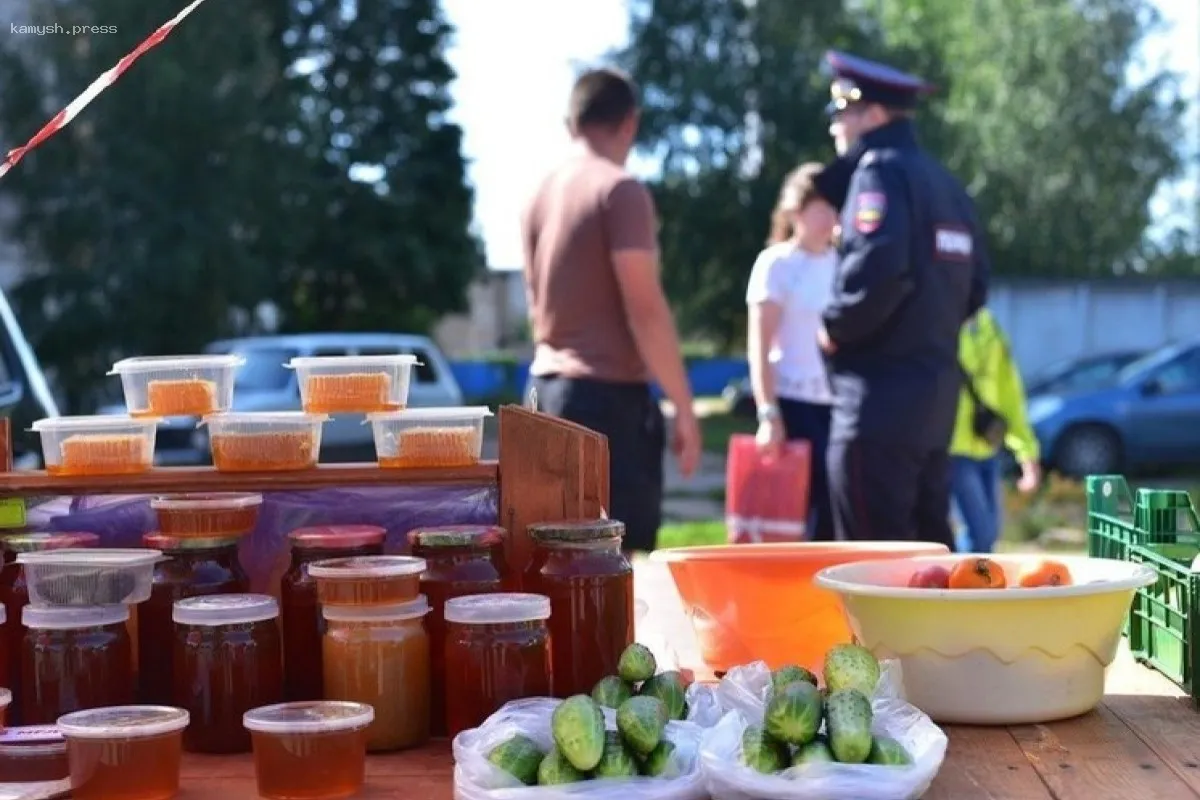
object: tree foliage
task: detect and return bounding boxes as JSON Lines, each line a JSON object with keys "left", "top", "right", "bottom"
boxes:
{"left": 617, "top": 0, "right": 1186, "bottom": 347}
{"left": 0, "top": 0, "right": 480, "bottom": 411}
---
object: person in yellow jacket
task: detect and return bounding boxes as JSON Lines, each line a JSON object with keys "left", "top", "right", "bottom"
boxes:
{"left": 951, "top": 307, "right": 1041, "bottom": 552}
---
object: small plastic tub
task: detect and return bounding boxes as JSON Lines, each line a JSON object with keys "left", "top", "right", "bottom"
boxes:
{"left": 57, "top": 705, "right": 189, "bottom": 800}
{"left": 367, "top": 406, "right": 493, "bottom": 468}
{"left": 108, "top": 355, "right": 245, "bottom": 418}
{"left": 244, "top": 701, "right": 374, "bottom": 800}
{"left": 288, "top": 355, "right": 419, "bottom": 414}
{"left": 150, "top": 492, "right": 263, "bottom": 537}
{"left": 16, "top": 548, "right": 163, "bottom": 606}
{"left": 0, "top": 724, "right": 69, "bottom": 783}
{"left": 308, "top": 556, "right": 426, "bottom": 606}
{"left": 202, "top": 412, "right": 329, "bottom": 472}
{"left": 32, "top": 416, "right": 159, "bottom": 477}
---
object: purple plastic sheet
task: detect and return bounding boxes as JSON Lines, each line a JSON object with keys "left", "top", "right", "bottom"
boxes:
{"left": 23, "top": 483, "right": 499, "bottom": 593}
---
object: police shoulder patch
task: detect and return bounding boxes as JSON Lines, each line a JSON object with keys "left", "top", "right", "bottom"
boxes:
{"left": 853, "top": 191, "right": 886, "bottom": 234}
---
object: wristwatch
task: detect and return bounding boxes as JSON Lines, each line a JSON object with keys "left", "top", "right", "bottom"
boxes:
{"left": 757, "top": 404, "right": 780, "bottom": 423}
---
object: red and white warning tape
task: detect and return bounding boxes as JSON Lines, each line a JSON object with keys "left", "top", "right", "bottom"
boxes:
{"left": 0, "top": 0, "right": 211, "bottom": 178}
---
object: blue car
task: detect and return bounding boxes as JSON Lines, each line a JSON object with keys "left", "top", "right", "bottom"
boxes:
{"left": 1029, "top": 341, "right": 1200, "bottom": 477}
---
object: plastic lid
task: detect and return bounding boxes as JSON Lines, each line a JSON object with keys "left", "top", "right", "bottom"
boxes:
{"left": 174, "top": 594, "right": 279, "bottom": 626}
{"left": 408, "top": 525, "right": 504, "bottom": 549}
{"left": 287, "top": 354, "right": 419, "bottom": 368}
{"left": 2, "top": 532, "right": 101, "bottom": 553}
{"left": 57, "top": 706, "right": 190, "bottom": 739}
{"left": 528, "top": 519, "right": 625, "bottom": 543}
{"left": 151, "top": 492, "right": 263, "bottom": 511}
{"left": 308, "top": 555, "right": 426, "bottom": 579}
{"left": 243, "top": 701, "right": 375, "bottom": 735}
{"left": 289, "top": 525, "right": 387, "bottom": 549}
{"left": 322, "top": 595, "right": 430, "bottom": 622}
{"left": 31, "top": 415, "right": 161, "bottom": 431}
{"left": 144, "top": 533, "right": 242, "bottom": 551}
{"left": 200, "top": 411, "right": 330, "bottom": 426}
{"left": 366, "top": 406, "right": 493, "bottom": 422}
{"left": 444, "top": 593, "right": 551, "bottom": 625}
{"left": 17, "top": 548, "right": 162, "bottom": 567}
{"left": 108, "top": 354, "right": 245, "bottom": 374}
{"left": 23, "top": 605, "right": 130, "bottom": 629}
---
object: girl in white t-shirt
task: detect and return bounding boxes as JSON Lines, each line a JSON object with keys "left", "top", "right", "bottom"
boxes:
{"left": 745, "top": 163, "right": 840, "bottom": 541}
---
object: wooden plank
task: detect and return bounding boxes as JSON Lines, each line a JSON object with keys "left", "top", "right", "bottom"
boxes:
{"left": 497, "top": 406, "right": 608, "bottom": 585}
{"left": 925, "top": 726, "right": 1053, "bottom": 799}
{"left": 1009, "top": 704, "right": 1198, "bottom": 799}
{"left": 0, "top": 461, "right": 497, "bottom": 496}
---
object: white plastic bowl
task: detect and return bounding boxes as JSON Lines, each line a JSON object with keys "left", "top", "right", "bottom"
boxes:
{"left": 366, "top": 406, "right": 492, "bottom": 468}
{"left": 31, "top": 416, "right": 159, "bottom": 477}
{"left": 108, "top": 355, "right": 244, "bottom": 417}
{"left": 814, "top": 554, "right": 1156, "bottom": 725}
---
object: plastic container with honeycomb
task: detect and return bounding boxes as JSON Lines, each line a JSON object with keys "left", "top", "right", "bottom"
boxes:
{"left": 150, "top": 492, "right": 263, "bottom": 537}
{"left": 32, "top": 416, "right": 159, "bottom": 477}
{"left": 108, "top": 355, "right": 244, "bottom": 418}
{"left": 202, "top": 412, "right": 329, "bottom": 472}
{"left": 17, "top": 548, "right": 163, "bottom": 606}
{"left": 367, "top": 407, "right": 492, "bottom": 468}
{"left": 307, "top": 556, "right": 426, "bottom": 607}
{"left": 288, "top": 355, "right": 419, "bottom": 414}
{"left": 0, "top": 724, "right": 69, "bottom": 783}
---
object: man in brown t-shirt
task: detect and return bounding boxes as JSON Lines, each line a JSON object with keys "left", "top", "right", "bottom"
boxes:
{"left": 522, "top": 67, "right": 700, "bottom": 553}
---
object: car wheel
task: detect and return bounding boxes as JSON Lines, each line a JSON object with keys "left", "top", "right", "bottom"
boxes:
{"left": 1053, "top": 425, "right": 1122, "bottom": 477}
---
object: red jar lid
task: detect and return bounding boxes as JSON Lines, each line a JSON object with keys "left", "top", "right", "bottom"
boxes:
{"left": 288, "top": 525, "right": 386, "bottom": 549}
{"left": 407, "top": 525, "right": 505, "bottom": 549}
{"left": 2, "top": 532, "right": 100, "bottom": 553}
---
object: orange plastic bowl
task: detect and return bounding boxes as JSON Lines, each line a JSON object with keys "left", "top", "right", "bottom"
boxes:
{"left": 650, "top": 542, "right": 950, "bottom": 673}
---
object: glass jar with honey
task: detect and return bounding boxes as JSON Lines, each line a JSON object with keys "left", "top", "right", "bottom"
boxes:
{"left": 524, "top": 519, "right": 634, "bottom": 698}
{"left": 139, "top": 533, "right": 249, "bottom": 705}
{"left": 408, "top": 524, "right": 510, "bottom": 736}
{"left": 322, "top": 596, "right": 430, "bottom": 752}
{"left": 173, "top": 594, "right": 283, "bottom": 754}
{"left": 1, "top": 532, "right": 100, "bottom": 725}
{"left": 443, "top": 593, "right": 552, "bottom": 737}
{"left": 280, "top": 525, "right": 386, "bottom": 701}
{"left": 21, "top": 605, "right": 134, "bottom": 724}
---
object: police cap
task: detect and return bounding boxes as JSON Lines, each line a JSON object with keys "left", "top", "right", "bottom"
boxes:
{"left": 824, "top": 50, "right": 933, "bottom": 115}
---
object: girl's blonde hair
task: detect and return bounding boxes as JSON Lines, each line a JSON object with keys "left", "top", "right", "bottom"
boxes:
{"left": 768, "top": 162, "right": 826, "bottom": 245}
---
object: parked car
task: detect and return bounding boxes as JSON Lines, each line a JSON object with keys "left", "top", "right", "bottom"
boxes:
{"left": 1029, "top": 340, "right": 1200, "bottom": 477}
{"left": 100, "top": 333, "right": 463, "bottom": 465}
{"left": 1023, "top": 350, "right": 1145, "bottom": 397}
{"left": 0, "top": 288, "right": 59, "bottom": 468}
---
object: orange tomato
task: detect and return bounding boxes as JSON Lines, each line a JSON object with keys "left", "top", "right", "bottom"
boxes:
{"left": 1017, "top": 559, "right": 1073, "bottom": 588}
{"left": 948, "top": 557, "right": 1007, "bottom": 589}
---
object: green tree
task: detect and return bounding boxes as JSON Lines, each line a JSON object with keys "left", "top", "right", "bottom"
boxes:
{"left": 618, "top": 0, "right": 1186, "bottom": 346}
{"left": 617, "top": 0, "right": 873, "bottom": 346}
{"left": 274, "top": 0, "right": 483, "bottom": 333}
{"left": 876, "top": 0, "right": 1186, "bottom": 277}
{"left": 0, "top": 0, "right": 295, "bottom": 411}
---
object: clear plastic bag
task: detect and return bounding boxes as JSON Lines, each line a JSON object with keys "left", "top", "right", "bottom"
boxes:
{"left": 452, "top": 698, "right": 710, "bottom": 800}
{"left": 700, "top": 661, "right": 948, "bottom": 800}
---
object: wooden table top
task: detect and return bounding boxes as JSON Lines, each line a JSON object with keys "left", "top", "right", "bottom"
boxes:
{"left": 16, "top": 558, "right": 1200, "bottom": 799}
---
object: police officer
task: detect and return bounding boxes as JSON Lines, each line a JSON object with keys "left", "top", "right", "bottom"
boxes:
{"left": 813, "top": 51, "right": 990, "bottom": 549}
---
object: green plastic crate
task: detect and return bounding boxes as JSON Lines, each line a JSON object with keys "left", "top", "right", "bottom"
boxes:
{"left": 1086, "top": 475, "right": 1200, "bottom": 704}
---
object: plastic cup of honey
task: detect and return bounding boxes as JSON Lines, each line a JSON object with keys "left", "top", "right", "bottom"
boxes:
{"left": 56, "top": 705, "right": 189, "bottom": 800}
{"left": 244, "top": 701, "right": 375, "bottom": 800}
{"left": 308, "top": 555, "right": 426, "bottom": 606}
